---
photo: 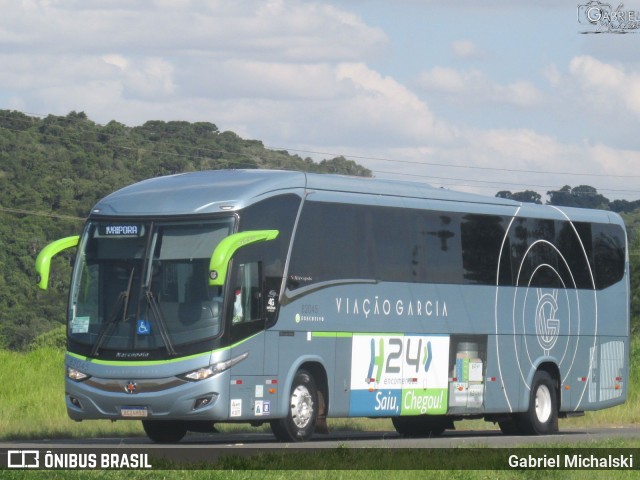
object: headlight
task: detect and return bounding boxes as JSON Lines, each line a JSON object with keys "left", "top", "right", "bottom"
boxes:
{"left": 179, "top": 352, "right": 249, "bottom": 382}
{"left": 66, "top": 367, "right": 90, "bottom": 382}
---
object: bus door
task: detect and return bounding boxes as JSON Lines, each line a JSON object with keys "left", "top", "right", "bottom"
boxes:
{"left": 228, "top": 258, "right": 266, "bottom": 375}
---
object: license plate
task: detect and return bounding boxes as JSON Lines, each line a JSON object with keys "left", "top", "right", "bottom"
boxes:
{"left": 121, "top": 407, "right": 148, "bottom": 418}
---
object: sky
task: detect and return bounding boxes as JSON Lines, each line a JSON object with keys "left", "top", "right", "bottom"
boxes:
{"left": 1, "top": 0, "right": 640, "bottom": 201}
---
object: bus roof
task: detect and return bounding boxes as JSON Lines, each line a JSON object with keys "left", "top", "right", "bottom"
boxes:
{"left": 90, "top": 169, "right": 518, "bottom": 216}
{"left": 89, "top": 169, "right": 622, "bottom": 228}
{"left": 92, "top": 170, "right": 305, "bottom": 216}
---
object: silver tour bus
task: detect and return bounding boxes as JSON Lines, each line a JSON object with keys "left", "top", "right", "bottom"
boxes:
{"left": 36, "top": 169, "right": 630, "bottom": 442}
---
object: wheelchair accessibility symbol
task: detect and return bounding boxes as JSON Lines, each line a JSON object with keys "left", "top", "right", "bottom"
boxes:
{"left": 137, "top": 319, "right": 151, "bottom": 335}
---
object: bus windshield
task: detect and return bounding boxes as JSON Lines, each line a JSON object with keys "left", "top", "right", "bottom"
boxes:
{"left": 69, "top": 218, "right": 235, "bottom": 358}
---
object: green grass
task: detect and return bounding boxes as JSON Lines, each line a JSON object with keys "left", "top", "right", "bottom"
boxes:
{"left": 0, "top": 347, "right": 143, "bottom": 440}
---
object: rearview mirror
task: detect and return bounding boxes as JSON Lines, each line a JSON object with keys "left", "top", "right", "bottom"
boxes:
{"left": 35, "top": 236, "right": 80, "bottom": 290}
{"left": 209, "top": 230, "right": 278, "bottom": 287}
{"left": 209, "top": 230, "right": 280, "bottom": 287}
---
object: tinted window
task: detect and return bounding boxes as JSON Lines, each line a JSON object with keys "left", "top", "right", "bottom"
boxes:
{"left": 424, "top": 213, "right": 463, "bottom": 284}
{"left": 288, "top": 203, "right": 465, "bottom": 288}
{"left": 592, "top": 224, "right": 626, "bottom": 289}
{"left": 287, "top": 200, "right": 626, "bottom": 292}
{"left": 524, "top": 219, "right": 562, "bottom": 288}
{"left": 556, "top": 221, "right": 593, "bottom": 289}
{"left": 287, "top": 202, "right": 369, "bottom": 288}
{"left": 238, "top": 194, "right": 302, "bottom": 329}
{"left": 240, "top": 194, "right": 301, "bottom": 272}
{"left": 461, "top": 214, "right": 506, "bottom": 285}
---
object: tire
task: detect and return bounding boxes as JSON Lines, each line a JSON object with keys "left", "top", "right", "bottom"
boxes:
{"left": 497, "top": 418, "right": 520, "bottom": 435}
{"left": 271, "top": 369, "right": 318, "bottom": 442}
{"left": 142, "top": 420, "right": 188, "bottom": 443}
{"left": 392, "top": 416, "right": 447, "bottom": 437}
{"left": 517, "top": 370, "right": 559, "bottom": 435}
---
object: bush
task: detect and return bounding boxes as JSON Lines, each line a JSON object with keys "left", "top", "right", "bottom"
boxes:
{"left": 29, "top": 324, "right": 66, "bottom": 351}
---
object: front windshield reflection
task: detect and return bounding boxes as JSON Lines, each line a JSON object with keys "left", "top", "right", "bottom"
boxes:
{"left": 70, "top": 219, "right": 234, "bottom": 356}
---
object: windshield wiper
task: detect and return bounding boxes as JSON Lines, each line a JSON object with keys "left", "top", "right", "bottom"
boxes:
{"left": 145, "top": 289, "right": 177, "bottom": 356}
{"left": 91, "top": 267, "right": 135, "bottom": 357}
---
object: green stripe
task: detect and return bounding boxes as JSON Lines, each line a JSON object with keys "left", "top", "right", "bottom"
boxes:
{"left": 310, "top": 332, "right": 405, "bottom": 338}
{"left": 352, "top": 332, "right": 404, "bottom": 336}
{"left": 311, "top": 332, "right": 353, "bottom": 338}
{"left": 67, "top": 333, "right": 261, "bottom": 366}
{"left": 66, "top": 350, "right": 210, "bottom": 366}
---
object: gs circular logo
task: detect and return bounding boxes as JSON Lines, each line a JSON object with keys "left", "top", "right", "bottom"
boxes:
{"left": 494, "top": 212, "right": 598, "bottom": 411}
{"left": 535, "top": 289, "right": 560, "bottom": 355}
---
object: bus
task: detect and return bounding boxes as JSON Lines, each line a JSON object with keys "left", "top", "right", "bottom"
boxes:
{"left": 35, "top": 169, "right": 630, "bottom": 442}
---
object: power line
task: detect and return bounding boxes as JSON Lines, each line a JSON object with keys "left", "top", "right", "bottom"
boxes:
{"left": 0, "top": 206, "right": 85, "bottom": 221}
{"left": 371, "top": 169, "right": 640, "bottom": 197}
{"left": 265, "top": 146, "right": 640, "bottom": 180}
{"left": 1, "top": 109, "right": 637, "bottom": 180}
{"left": 1, "top": 109, "right": 640, "bottom": 197}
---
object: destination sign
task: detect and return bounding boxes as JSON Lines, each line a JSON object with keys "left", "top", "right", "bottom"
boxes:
{"left": 98, "top": 225, "right": 143, "bottom": 237}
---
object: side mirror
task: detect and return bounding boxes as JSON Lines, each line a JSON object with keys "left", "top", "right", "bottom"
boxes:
{"left": 35, "top": 236, "right": 80, "bottom": 290}
{"left": 209, "top": 230, "right": 278, "bottom": 287}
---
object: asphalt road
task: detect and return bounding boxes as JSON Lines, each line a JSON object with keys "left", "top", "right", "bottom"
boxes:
{"left": 3, "top": 425, "right": 640, "bottom": 449}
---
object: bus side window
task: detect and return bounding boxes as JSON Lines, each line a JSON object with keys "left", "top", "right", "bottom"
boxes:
{"left": 231, "top": 262, "right": 262, "bottom": 324}
{"left": 229, "top": 261, "right": 266, "bottom": 342}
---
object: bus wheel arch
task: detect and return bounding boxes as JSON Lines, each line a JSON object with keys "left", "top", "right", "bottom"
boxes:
{"left": 271, "top": 361, "right": 328, "bottom": 442}
{"left": 300, "top": 361, "right": 329, "bottom": 434}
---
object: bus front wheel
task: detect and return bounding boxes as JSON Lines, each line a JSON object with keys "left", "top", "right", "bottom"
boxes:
{"left": 271, "top": 369, "right": 317, "bottom": 442}
{"left": 142, "top": 420, "right": 188, "bottom": 443}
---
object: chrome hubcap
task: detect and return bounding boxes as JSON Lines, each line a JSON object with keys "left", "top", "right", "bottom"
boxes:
{"left": 290, "top": 385, "right": 313, "bottom": 429}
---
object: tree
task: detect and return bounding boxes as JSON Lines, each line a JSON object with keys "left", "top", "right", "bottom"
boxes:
{"left": 495, "top": 190, "right": 541, "bottom": 204}
{"left": 547, "top": 185, "right": 610, "bottom": 210}
{"left": 316, "top": 156, "right": 371, "bottom": 177}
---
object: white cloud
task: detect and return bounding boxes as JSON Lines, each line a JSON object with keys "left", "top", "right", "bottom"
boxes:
{"left": 0, "top": 1, "right": 401, "bottom": 143}
{"left": 417, "top": 66, "right": 544, "bottom": 108}
{"left": 106, "top": 56, "right": 176, "bottom": 99}
{"left": 569, "top": 55, "right": 640, "bottom": 118}
{"left": 0, "top": 1, "right": 387, "bottom": 62}
{"left": 332, "top": 125, "right": 639, "bottom": 201}
{"left": 332, "top": 63, "right": 454, "bottom": 145}
{"left": 1, "top": 2, "right": 639, "bottom": 201}
{"left": 451, "top": 40, "right": 484, "bottom": 60}
{"left": 198, "top": 62, "right": 455, "bottom": 148}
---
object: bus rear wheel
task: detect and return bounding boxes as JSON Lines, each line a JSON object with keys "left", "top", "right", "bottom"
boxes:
{"left": 392, "top": 416, "right": 448, "bottom": 437}
{"left": 271, "top": 369, "right": 318, "bottom": 442}
{"left": 517, "top": 370, "right": 559, "bottom": 435}
{"left": 497, "top": 418, "right": 520, "bottom": 435}
{"left": 142, "top": 420, "right": 188, "bottom": 443}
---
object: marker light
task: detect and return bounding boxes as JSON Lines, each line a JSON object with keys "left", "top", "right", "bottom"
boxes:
{"left": 179, "top": 352, "right": 249, "bottom": 382}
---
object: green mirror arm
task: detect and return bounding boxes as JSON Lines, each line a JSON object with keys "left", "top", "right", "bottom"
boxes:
{"left": 209, "top": 230, "right": 279, "bottom": 286}
{"left": 35, "top": 236, "right": 80, "bottom": 290}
